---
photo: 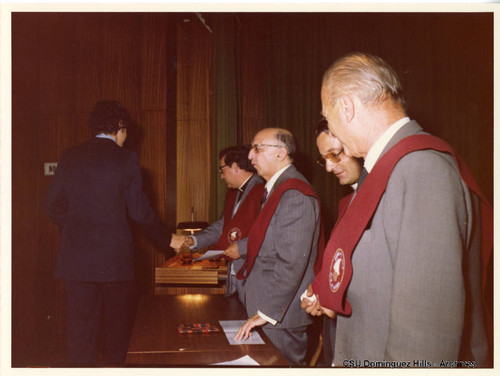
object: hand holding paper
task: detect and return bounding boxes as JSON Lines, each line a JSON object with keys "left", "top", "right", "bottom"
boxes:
{"left": 193, "top": 250, "right": 224, "bottom": 261}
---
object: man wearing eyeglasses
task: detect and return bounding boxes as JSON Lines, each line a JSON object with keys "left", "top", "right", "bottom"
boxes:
{"left": 232, "top": 128, "right": 321, "bottom": 366}
{"left": 315, "top": 118, "right": 362, "bottom": 189}
{"left": 314, "top": 118, "right": 362, "bottom": 365}
{"left": 182, "top": 145, "right": 265, "bottom": 303}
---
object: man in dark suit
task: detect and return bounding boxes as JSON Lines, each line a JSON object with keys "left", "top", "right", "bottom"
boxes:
{"left": 182, "top": 145, "right": 265, "bottom": 303}
{"left": 46, "top": 100, "right": 184, "bottom": 365}
{"left": 233, "top": 128, "right": 321, "bottom": 365}
{"left": 303, "top": 52, "right": 492, "bottom": 366}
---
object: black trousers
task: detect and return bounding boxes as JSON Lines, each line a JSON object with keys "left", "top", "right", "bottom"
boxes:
{"left": 65, "top": 280, "right": 135, "bottom": 366}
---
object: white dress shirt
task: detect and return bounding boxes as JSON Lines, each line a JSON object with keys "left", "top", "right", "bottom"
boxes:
{"left": 364, "top": 117, "right": 410, "bottom": 173}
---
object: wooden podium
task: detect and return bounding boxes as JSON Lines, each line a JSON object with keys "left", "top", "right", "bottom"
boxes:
{"left": 154, "top": 253, "right": 228, "bottom": 295}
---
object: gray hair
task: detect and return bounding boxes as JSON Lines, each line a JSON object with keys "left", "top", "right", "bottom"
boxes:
{"left": 274, "top": 128, "right": 296, "bottom": 161}
{"left": 322, "top": 52, "right": 405, "bottom": 108}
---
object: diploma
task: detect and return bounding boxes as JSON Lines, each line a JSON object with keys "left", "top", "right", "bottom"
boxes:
{"left": 193, "top": 250, "right": 224, "bottom": 261}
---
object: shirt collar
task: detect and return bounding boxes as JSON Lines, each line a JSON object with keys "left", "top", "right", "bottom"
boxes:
{"left": 364, "top": 117, "right": 410, "bottom": 173}
{"left": 96, "top": 133, "right": 117, "bottom": 143}
{"left": 238, "top": 174, "right": 253, "bottom": 192}
{"left": 265, "top": 164, "right": 292, "bottom": 193}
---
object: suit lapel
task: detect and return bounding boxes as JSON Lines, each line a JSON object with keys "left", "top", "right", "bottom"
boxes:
{"left": 266, "top": 165, "right": 297, "bottom": 200}
{"left": 379, "top": 120, "right": 425, "bottom": 161}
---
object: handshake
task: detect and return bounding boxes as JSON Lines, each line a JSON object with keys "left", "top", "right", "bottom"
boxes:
{"left": 168, "top": 234, "right": 242, "bottom": 260}
{"left": 169, "top": 234, "right": 194, "bottom": 252}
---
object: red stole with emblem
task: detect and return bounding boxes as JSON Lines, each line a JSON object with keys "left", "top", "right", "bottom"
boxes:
{"left": 236, "top": 178, "right": 325, "bottom": 279}
{"left": 212, "top": 182, "right": 265, "bottom": 250}
{"left": 312, "top": 134, "right": 493, "bottom": 320}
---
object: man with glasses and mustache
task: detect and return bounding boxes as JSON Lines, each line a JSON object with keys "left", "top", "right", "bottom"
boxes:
{"left": 181, "top": 145, "right": 265, "bottom": 303}
{"left": 302, "top": 52, "right": 492, "bottom": 367}
{"left": 231, "top": 128, "right": 321, "bottom": 366}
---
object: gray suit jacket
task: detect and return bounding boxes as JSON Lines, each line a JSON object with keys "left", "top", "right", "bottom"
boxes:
{"left": 242, "top": 165, "right": 320, "bottom": 329}
{"left": 334, "top": 121, "right": 490, "bottom": 366}
{"left": 193, "top": 174, "right": 264, "bottom": 291}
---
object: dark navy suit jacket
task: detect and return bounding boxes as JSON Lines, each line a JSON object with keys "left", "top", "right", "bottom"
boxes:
{"left": 46, "top": 137, "right": 171, "bottom": 282}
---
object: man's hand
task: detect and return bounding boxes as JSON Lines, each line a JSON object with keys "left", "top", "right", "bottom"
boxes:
{"left": 301, "top": 284, "right": 336, "bottom": 319}
{"left": 183, "top": 236, "right": 194, "bottom": 247}
{"left": 223, "top": 242, "right": 241, "bottom": 260}
{"left": 234, "top": 314, "right": 267, "bottom": 340}
{"left": 170, "top": 234, "right": 185, "bottom": 251}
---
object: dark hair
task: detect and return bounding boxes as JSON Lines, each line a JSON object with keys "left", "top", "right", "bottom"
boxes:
{"left": 219, "top": 145, "right": 256, "bottom": 173}
{"left": 275, "top": 129, "right": 296, "bottom": 161}
{"left": 314, "top": 118, "right": 329, "bottom": 137}
{"left": 89, "top": 100, "right": 131, "bottom": 136}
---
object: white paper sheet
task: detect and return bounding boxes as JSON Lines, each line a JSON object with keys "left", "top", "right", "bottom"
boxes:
{"left": 213, "top": 355, "right": 260, "bottom": 366}
{"left": 218, "top": 320, "right": 265, "bottom": 345}
{"left": 193, "top": 250, "right": 224, "bottom": 261}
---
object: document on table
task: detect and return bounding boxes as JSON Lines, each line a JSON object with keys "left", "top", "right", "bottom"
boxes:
{"left": 218, "top": 320, "right": 265, "bottom": 345}
{"left": 193, "top": 250, "right": 224, "bottom": 261}
{"left": 213, "top": 355, "right": 260, "bottom": 366}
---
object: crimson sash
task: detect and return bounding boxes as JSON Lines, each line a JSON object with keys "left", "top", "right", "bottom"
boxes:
{"left": 212, "top": 183, "right": 265, "bottom": 250}
{"left": 236, "top": 178, "right": 325, "bottom": 279}
{"left": 312, "top": 134, "right": 492, "bottom": 319}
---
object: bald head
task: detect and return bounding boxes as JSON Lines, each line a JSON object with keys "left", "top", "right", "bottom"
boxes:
{"left": 248, "top": 128, "right": 296, "bottom": 181}
{"left": 322, "top": 52, "right": 405, "bottom": 109}
{"left": 320, "top": 52, "right": 408, "bottom": 158}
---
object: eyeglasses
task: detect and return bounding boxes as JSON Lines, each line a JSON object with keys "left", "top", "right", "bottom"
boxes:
{"left": 316, "top": 150, "right": 343, "bottom": 167}
{"left": 251, "top": 144, "right": 283, "bottom": 153}
{"left": 219, "top": 164, "right": 229, "bottom": 173}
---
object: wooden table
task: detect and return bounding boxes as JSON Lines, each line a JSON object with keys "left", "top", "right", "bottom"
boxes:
{"left": 155, "top": 254, "right": 228, "bottom": 295}
{"left": 126, "top": 294, "right": 288, "bottom": 366}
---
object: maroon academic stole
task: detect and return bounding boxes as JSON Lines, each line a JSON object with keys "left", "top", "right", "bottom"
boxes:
{"left": 236, "top": 178, "right": 325, "bottom": 279}
{"left": 312, "top": 134, "right": 493, "bottom": 320}
{"left": 212, "top": 182, "right": 265, "bottom": 250}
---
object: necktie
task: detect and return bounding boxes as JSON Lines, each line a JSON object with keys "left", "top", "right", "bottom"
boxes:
{"left": 260, "top": 188, "right": 268, "bottom": 207}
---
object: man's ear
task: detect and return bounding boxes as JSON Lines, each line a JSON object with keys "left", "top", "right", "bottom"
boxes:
{"left": 275, "top": 147, "right": 288, "bottom": 162}
{"left": 230, "top": 162, "right": 239, "bottom": 172}
{"left": 338, "top": 94, "right": 355, "bottom": 123}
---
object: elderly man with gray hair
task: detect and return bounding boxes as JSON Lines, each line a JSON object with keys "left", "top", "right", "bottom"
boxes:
{"left": 302, "top": 52, "right": 492, "bottom": 367}
{"left": 230, "top": 128, "right": 322, "bottom": 366}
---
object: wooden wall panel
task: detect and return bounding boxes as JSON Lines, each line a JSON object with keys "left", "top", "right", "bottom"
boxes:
{"left": 239, "top": 15, "right": 267, "bottom": 144}
{"left": 99, "top": 14, "right": 142, "bottom": 114}
{"left": 38, "top": 14, "right": 76, "bottom": 116}
{"left": 176, "top": 20, "right": 212, "bottom": 224}
{"left": 141, "top": 14, "right": 168, "bottom": 110}
{"left": 133, "top": 110, "right": 170, "bottom": 291}
{"left": 74, "top": 14, "right": 103, "bottom": 115}
{"left": 12, "top": 13, "right": 42, "bottom": 365}
{"left": 12, "top": 13, "right": 176, "bottom": 365}
{"left": 242, "top": 12, "right": 493, "bottom": 231}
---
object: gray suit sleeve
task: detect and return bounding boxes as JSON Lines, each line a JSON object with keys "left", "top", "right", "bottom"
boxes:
{"left": 383, "top": 151, "right": 468, "bottom": 361}
{"left": 192, "top": 216, "right": 224, "bottom": 250}
{"left": 237, "top": 237, "right": 248, "bottom": 258}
